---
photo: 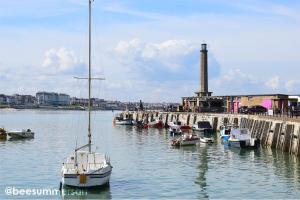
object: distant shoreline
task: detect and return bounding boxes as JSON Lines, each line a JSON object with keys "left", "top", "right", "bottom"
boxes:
{"left": 0, "top": 105, "right": 123, "bottom": 111}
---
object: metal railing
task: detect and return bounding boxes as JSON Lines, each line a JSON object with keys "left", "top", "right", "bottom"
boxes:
{"left": 63, "top": 162, "right": 104, "bottom": 170}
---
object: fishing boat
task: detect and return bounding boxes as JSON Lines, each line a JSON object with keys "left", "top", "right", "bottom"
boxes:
{"left": 219, "top": 124, "right": 238, "bottom": 143}
{"left": 171, "top": 133, "right": 199, "bottom": 147}
{"left": 192, "top": 121, "right": 213, "bottom": 133}
{"left": 7, "top": 129, "right": 34, "bottom": 139}
{"left": 61, "top": 0, "right": 112, "bottom": 188}
{"left": 0, "top": 128, "right": 7, "bottom": 140}
{"left": 228, "top": 128, "right": 259, "bottom": 149}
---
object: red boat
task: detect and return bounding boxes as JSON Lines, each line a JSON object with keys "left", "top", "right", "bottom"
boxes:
{"left": 168, "top": 121, "right": 191, "bottom": 131}
{"left": 135, "top": 121, "right": 150, "bottom": 129}
{"left": 148, "top": 120, "right": 163, "bottom": 129}
{"left": 180, "top": 125, "right": 191, "bottom": 131}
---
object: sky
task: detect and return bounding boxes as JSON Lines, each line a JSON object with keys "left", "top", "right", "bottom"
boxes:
{"left": 0, "top": 0, "right": 300, "bottom": 102}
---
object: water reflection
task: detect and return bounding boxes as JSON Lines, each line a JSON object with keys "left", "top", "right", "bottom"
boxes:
{"left": 238, "top": 148, "right": 261, "bottom": 158}
{"left": 113, "top": 125, "right": 135, "bottom": 135}
{"left": 178, "top": 145, "right": 197, "bottom": 153}
{"left": 8, "top": 138, "right": 34, "bottom": 142}
{"left": 124, "top": 126, "right": 134, "bottom": 132}
{"left": 195, "top": 132, "right": 218, "bottom": 199}
{"left": 0, "top": 138, "right": 7, "bottom": 143}
{"left": 195, "top": 144, "right": 209, "bottom": 199}
{"left": 262, "top": 148, "right": 300, "bottom": 184}
{"left": 61, "top": 184, "right": 112, "bottom": 199}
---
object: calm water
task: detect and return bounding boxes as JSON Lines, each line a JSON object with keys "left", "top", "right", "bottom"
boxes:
{"left": 1, "top": 110, "right": 300, "bottom": 199}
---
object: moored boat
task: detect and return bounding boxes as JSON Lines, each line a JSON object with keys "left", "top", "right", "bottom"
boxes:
{"left": 219, "top": 124, "right": 239, "bottom": 143}
{"left": 114, "top": 112, "right": 134, "bottom": 126}
{"left": 169, "top": 126, "right": 182, "bottom": 136}
{"left": 171, "top": 133, "right": 199, "bottom": 147}
{"left": 135, "top": 120, "right": 150, "bottom": 129}
{"left": 114, "top": 118, "right": 133, "bottom": 125}
{"left": 0, "top": 128, "right": 7, "bottom": 140}
{"left": 7, "top": 129, "right": 34, "bottom": 139}
{"left": 148, "top": 117, "right": 163, "bottom": 128}
{"left": 228, "top": 128, "right": 259, "bottom": 149}
{"left": 192, "top": 121, "right": 213, "bottom": 133}
{"left": 114, "top": 113, "right": 133, "bottom": 125}
{"left": 168, "top": 121, "right": 191, "bottom": 131}
{"left": 61, "top": 151, "right": 112, "bottom": 188}
{"left": 199, "top": 137, "right": 214, "bottom": 143}
{"left": 61, "top": 0, "right": 112, "bottom": 188}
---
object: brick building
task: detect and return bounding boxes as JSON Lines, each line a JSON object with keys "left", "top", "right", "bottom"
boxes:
{"left": 218, "top": 94, "right": 290, "bottom": 113}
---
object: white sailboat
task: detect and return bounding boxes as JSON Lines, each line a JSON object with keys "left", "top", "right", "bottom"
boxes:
{"left": 61, "top": 0, "right": 112, "bottom": 188}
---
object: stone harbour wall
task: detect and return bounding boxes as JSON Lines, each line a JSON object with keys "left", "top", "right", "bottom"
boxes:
{"left": 131, "top": 111, "right": 300, "bottom": 156}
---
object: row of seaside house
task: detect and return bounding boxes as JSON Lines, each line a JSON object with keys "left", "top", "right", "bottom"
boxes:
{"left": 0, "top": 92, "right": 121, "bottom": 109}
{"left": 0, "top": 92, "right": 70, "bottom": 106}
{"left": 0, "top": 92, "right": 179, "bottom": 110}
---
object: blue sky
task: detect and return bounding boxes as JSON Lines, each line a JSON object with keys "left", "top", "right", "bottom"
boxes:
{"left": 0, "top": 0, "right": 300, "bottom": 102}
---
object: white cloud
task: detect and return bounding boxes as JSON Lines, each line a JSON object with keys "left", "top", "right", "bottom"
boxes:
{"left": 143, "top": 40, "right": 196, "bottom": 71}
{"left": 265, "top": 76, "right": 280, "bottom": 90}
{"left": 114, "top": 38, "right": 198, "bottom": 72}
{"left": 41, "top": 48, "right": 84, "bottom": 74}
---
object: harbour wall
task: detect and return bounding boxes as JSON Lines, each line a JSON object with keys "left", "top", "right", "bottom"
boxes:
{"left": 131, "top": 111, "right": 300, "bottom": 156}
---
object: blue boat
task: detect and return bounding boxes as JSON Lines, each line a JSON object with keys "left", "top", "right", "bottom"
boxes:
{"left": 219, "top": 124, "right": 238, "bottom": 143}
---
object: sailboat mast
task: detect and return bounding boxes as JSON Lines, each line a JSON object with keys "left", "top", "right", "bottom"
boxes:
{"left": 88, "top": 0, "right": 92, "bottom": 153}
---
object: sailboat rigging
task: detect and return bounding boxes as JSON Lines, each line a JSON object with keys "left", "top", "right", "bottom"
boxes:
{"left": 61, "top": 0, "right": 112, "bottom": 188}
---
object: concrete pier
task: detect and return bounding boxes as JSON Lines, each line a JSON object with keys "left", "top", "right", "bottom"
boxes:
{"left": 131, "top": 111, "right": 300, "bottom": 156}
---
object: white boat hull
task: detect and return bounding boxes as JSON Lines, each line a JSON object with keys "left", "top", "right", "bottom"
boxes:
{"left": 200, "top": 137, "right": 214, "bottom": 143}
{"left": 61, "top": 151, "right": 112, "bottom": 188}
{"left": 115, "top": 120, "right": 132, "bottom": 125}
{"left": 228, "top": 138, "right": 258, "bottom": 149}
{"left": 7, "top": 131, "right": 34, "bottom": 139}
{"left": 62, "top": 170, "right": 111, "bottom": 188}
